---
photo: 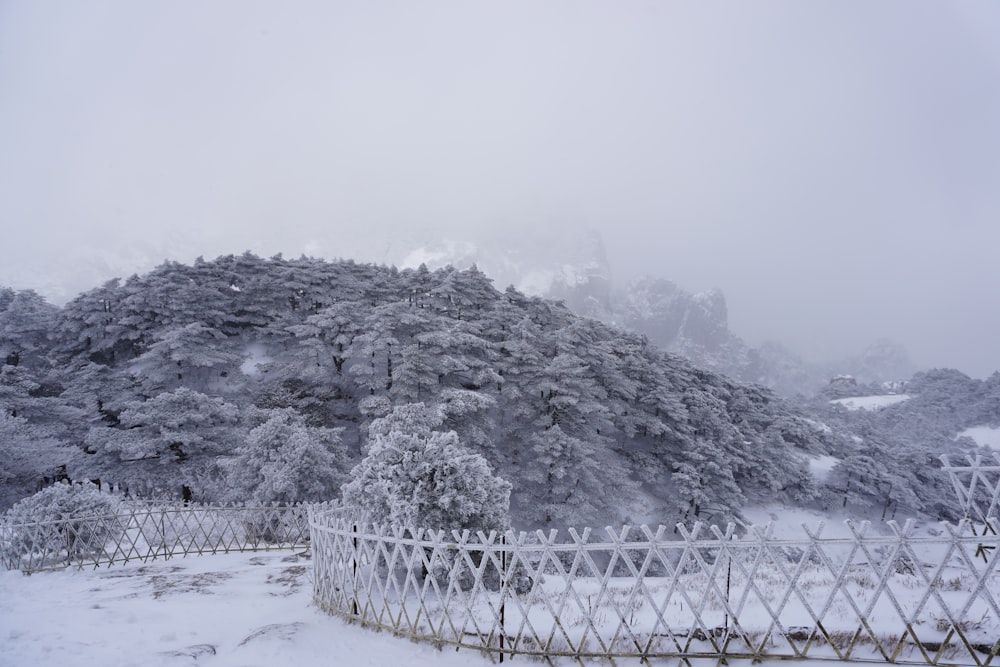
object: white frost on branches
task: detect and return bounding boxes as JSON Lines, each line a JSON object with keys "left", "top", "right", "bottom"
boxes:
{"left": 341, "top": 403, "right": 511, "bottom": 533}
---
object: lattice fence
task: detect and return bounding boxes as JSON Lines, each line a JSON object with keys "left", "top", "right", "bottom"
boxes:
{"left": 1, "top": 502, "right": 311, "bottom": 573}
{"left": 309, "top": 507, "right": 1000, "bottom": 666}
{"left": 942, "top": 454, "right": 1000, "bottom": 525}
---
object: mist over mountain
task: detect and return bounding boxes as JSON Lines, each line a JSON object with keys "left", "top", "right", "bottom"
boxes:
{"left": 386, "top": 233, "right": 922, "bottom": 396}
{"left": 801, "top": 367, "right": 1000, "bottom": 518}
{"left": 389, "top": 228, "right": 615, "bottom": 319}
{"left": 1, "top": 220, "right": 926, "bottom": 399}
{"left": 620, "top": 279, "right": 920, "bottom": 396}
{"left": 3, "top": 253, "right": 994, "bottom": 529}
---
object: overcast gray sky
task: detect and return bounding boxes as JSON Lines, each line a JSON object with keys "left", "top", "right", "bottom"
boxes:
{"left": 1, "top": 1, "right": 998, "bottom": 377}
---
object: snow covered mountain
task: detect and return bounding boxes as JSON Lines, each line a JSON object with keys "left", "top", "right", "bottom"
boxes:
{"left": 2, "top": 221, "right": 921, "bottom": 399}
{"left": 617, "top": 276, "right": 757, "bottom": 380}
{"left": 1, "top": 255, "right": 862, "bottom": 526}
{"left": 389, "top": 227, "right": 615, "bottom": 319}
{"left": 619, "top": 279, "right": 918, "bottom": 396}
{"left": 384, "top": 235, "right": 919, "bottom": 396}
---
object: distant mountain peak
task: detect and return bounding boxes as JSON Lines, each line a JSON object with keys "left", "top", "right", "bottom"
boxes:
{"left": 385, "top": 233, "right": 923, "bottom": 397}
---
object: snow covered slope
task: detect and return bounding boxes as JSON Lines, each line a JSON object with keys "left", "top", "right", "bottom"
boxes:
{"left": 829, "top": 394, "right": 911, "bottom": 411}
{"left": 957, "top": 425, "right": 1000, "bottom": 450}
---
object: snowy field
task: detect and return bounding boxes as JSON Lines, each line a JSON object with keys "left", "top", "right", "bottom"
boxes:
{"left": 956, "top": 425, "right": 1000, "bottom": 450}
{"left": 1, "top": 545, "right": 941, "bottom": 667}
{"left": 0, "top": 550, "right": 497, "bottom": 667}
{"left": 829, "top": 394, "right": 911, "bottom": 411}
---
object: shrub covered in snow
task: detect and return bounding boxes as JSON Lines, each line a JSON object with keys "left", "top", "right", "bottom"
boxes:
{"left": 227, "top": 407, "right": 347, "bottom": 503}
{"left": 1, "top": 482, "right": 124, "bottom": 564}
{"left": 341, "top": 403, "right": 511, "bottom": 534}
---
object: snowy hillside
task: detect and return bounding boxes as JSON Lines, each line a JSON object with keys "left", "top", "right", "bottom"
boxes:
{"left": 2, "top": 255, "right": 994, "bottom": 529}
{"left": 1, "top": 256, "right": 851, "bottom": 528}
{"left": 829, "top": 394, "right": 912, "bottom": 411}
{"left": 386, "top": 235, "right": 921, "bottom": 397}
{"left": 390, "top": 230, "right": 615, "bottom": 324}
{"left": 957, "top": 425, "right": 1000, "bottom": 450}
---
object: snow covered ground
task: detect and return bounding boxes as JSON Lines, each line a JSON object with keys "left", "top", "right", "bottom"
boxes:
{"left": 0, "top": 550, "right": 498, "bottom": 667}
{"left": 957, "top": 425, "right": 1000, "bottom": 450}
{"left": 829, "top": 394, "right": 911, "bottom": 411}
{"left": 803, "top": 454, "right": 840, "bottom": 483}
{"left": 739, "top": 504, "right": 855, "bottom": 537}
{"left": 239, "top": 343, "right": 274, "bottom": 377}
{"left": 6, "top": 539, "right": 953, "bottom": 667}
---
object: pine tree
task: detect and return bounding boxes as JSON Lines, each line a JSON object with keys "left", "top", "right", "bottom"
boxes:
{"left": 82, "top": 388, "right": 240, "bottom": 499}
{"left": 0, "top": 289, "right": 57, "bottom": 371}
{"left": 132, "top": 323, "right": 242, "bottom": 393}
{"left": 0, "top": 413, "right": 76, "bottom": 509}
{"left": 227, "top": 408, "right": 347, "bottom": 502}
{"left": 341, "top": 403, "right": 511, "bottom": 532}
{"left": 518, "top": 424, "right": 625, "bottom": 527}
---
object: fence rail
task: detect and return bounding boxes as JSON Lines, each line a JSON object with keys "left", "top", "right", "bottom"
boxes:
{"left": 1, "top": 502, "right": 311, "bottom": 573}
{"left": 309, "top": 507, "right": 1000, "bottom": 666}
{"left": 942, "top": 454, "right": 1000, "bottom": 526}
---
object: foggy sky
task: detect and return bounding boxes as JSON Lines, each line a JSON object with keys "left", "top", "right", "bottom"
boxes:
{"left": 1, "top": 1, "right": 998, "bottom": 377}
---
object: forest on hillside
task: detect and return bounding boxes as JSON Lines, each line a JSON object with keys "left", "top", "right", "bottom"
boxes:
{"left": 0, "top": 254, "right": 985, "bottom": 527}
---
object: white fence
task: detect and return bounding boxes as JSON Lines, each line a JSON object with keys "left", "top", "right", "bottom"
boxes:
{"left": 309, "top": 507, "right": 1000, "bottom": 666}
{"left": 942, "top": 454, "right": 1000, "bottom": 526}
{"left": 1, "top": 502, "right": 311, "bottom": 573}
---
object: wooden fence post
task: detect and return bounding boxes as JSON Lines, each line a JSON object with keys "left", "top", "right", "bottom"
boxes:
{"left": 352, "top": 523, "right": 359, "bottom": 617}
{"left": 500, "top": 532, "right": 506, "bottom": 663}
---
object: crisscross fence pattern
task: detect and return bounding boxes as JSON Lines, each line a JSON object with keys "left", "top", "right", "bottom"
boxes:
{"left": 942, "top": 454, "right": 1000, "bottom": 525}
{"left": 1, "top": 502, "right": 311, "bottom": 573}
{"left": 310, "top": 507, "right": 1000, "bottom": 666}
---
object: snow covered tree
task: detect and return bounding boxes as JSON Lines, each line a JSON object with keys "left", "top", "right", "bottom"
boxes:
{"left": 0, "top": 363, "right": 83, "bottom": 495}
{"left": 1, "top": 482, "right": 123, "bottom": 565}
{"left": 538, "top": 350, "right": 615, "bottom": 440}
{"left": 668, "top": 387, "right": 748, "bottom": 524}
{"left": 1, "top": 255, "right": 871, "bottom": 530}
{"left": 824, "top": 455, "right": 885, "bottom": 511}
{"left": 348, "top": 306, "right": 402, "bottom": 396}
{"left": 226, "top": 408, "right": 348, "bottom": 502}
{"left": 288, "top": 301, "right": 364, "bottom": 378}
{"left": 491, "top": 313, "right": 547, "bottom": 476}
{"left": 132, "top": 323, "right": 242, "bottom": 393}
{"left": 0, "top": 364, "right": 40, "bottom": 420}
{"left": 0, "top": 413, "right": 76, "bottom": 509}
{"left": 341, "top": 403, "right": 511, "bottom": 533}
{"left": 0, "top": 289, "right": 57, "bottom": 371}
{"left": 437, "top": 387, "right": 498, "bottom": 461}
{"left": 81, "top": 388, "right": 240, "bottom": 499}
{"left": 666, "top": 436, "right": 745, "bottom": 526}
{"left": 518, "top": 424, "right": 624, "bottom": 527}
{"left": 428, "top": 265, "right": 496, "bottom": 319}
{"left": 51, "top": 278, "right": 129, "bottom": 365}
{"left": 58, "top": 361, "right": 143, "bottom": 429}
{"left": 0, "top": 286, "right": 13, "bottom": 312}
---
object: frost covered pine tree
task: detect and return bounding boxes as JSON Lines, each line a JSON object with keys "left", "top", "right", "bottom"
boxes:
{"left": 82, "top": 387, "right": 240, "bottom": 499}
{"left": 0, "top": 288, "right": 58, "bottom": 371}
{"left": 132, "top": 322, "right": 242, "bottom": 393}
{"left": 1, "top": 482, "right": 124, "bottom": 565}
{"left": 227, "top": 407, "right": 347, "bottom": 502}
{"left": 341, "top": 403, "right": 511, "bottom": 533}
{"left": 520, "top": 424, "right": 610, "bottom": 527}
{"left": 288, "top": 300, "right": 364, "bottom": 379}
{"left": 0, "top": 412, "right": 75, "bottom": 509}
